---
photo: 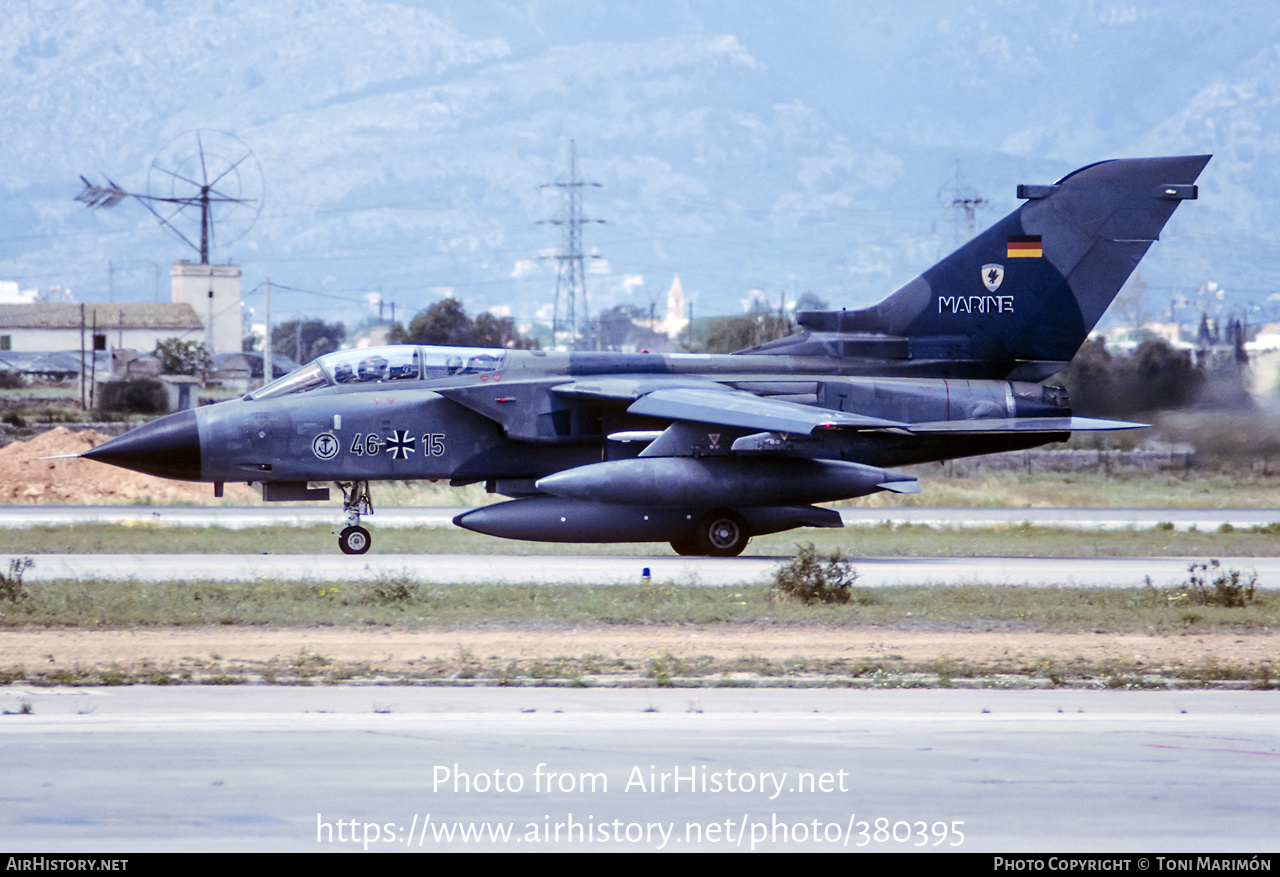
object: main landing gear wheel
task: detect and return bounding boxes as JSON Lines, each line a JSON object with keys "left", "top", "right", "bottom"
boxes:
{"left": 339, "top": 525, "right": 371, "bottom": 555}
{"left": 699, "top": 510, "right": 749, "bottom": 557}
{"left": 671, "top": 510, "right": 750, "bottom": 557}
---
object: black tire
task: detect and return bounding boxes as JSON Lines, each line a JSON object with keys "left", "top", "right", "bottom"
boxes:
{"left": 339, "top": 525, "right": 371, "bottom": 555}
{"left": 695, "top": 510, "right": 749, "bottom": 557}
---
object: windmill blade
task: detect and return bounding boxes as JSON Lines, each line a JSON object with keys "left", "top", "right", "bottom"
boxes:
{"left": 157, "top": 198, "right": 195, "bottom": 229}
{"left": 150, "top": 164, "right": 205, "bottom": 191}
{"left": 135, "top": 194, "right": 202, "bottom": 255}
{"left": 206, "top": 151, "right": 251, "bottom": 191}
{"left": 197, "top": 130, "right": 208, "bottom": 186}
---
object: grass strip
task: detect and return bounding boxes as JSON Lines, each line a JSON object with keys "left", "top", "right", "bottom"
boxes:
{"left": 0, "top": 579, "right": 1276, "bottom": 631}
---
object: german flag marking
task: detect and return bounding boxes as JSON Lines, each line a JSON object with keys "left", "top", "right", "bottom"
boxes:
{"left": 1007, "top": 235, "right": 1042, "bottom": 258}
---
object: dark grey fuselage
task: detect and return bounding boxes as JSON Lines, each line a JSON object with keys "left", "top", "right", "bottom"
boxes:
{"left": 192, "top": 350, "right": 1063, "bottom": 487}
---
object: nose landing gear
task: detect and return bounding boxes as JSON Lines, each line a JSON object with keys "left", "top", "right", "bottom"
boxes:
{"left": 336, "top": 481, "right": 373, "bottom": 554}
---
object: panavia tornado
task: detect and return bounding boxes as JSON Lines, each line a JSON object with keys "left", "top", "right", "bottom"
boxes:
{"left": 82, "top": 155, "right": 1209, "bottom": 555}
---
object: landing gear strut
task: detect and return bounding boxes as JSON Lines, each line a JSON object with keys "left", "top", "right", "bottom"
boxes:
{"left": 337, "top": 481, "right": 373, "bottom": 554}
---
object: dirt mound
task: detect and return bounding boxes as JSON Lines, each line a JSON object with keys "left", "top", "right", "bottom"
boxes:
{"left": 0, "top": 426, "right": 257, "bottom": 504}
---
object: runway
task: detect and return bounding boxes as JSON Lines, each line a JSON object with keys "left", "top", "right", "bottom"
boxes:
{"left": 1, "top": 504, "right": 1278, "bottom": 531}
{"left": 2, "top": 686, "right": 1276, "bottom": 852}
{"left": 21, "top": 552, "right": 1279, "bottom": 588}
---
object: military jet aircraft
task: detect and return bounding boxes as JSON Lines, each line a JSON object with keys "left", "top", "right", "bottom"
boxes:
{"left": 82, "top": 155, "right": 1208, "bottom": 556}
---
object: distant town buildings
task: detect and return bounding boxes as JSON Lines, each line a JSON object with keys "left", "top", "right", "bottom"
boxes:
{"left": 0, "top": 259, "right": 246, "bottom": 407}
{"left": 0, "top": 261, "right": 242, "bottom": 355}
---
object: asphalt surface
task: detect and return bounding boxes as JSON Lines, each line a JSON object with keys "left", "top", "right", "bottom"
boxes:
{"left": 2, "top": 687, "right": 1276, "bottom": 853}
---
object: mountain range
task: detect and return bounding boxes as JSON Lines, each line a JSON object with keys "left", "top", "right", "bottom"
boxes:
{"left": 2, "top": 0, "right": 1277, "bottom": 335}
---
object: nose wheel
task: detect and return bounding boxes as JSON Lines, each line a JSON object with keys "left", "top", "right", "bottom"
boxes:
{"left": 336, "top": 481, "right": 374, "bottom": 554}
{"left": 338, "top": 525, "right": 371, "bottom": 555}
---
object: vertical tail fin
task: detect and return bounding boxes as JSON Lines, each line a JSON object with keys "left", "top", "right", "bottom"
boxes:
{"left": 781, "top": 155, "right": 1209, "bottom": 379}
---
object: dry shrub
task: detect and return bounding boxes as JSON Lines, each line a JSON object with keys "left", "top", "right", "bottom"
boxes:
{"left": 773, "top": 543, "right": 857, "bottom": 605}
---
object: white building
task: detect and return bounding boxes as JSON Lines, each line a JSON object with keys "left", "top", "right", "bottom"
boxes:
{"left": 0, "top": 302, "right": 204, "bottom": 354}
{"left": 661, "top": 275, "right": 689, "bottom": 340}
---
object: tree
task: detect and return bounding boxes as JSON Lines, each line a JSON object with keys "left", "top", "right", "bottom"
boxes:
{"left": 389, "top": 299, "right": 538, "bottom": 349}
{"left": 153, "top": 338, "right": 212, "bottom": 377}
{"left": 99, "top": 378, "right": 165, "bottom": 414}
{"left": 682, "top": 304, "right": 793, "bottom": 354}
{"left": 1056, "top": 338, "right": 1205, "bottom": 417}
{"left": 794, "top": 291, "right": 829, "bottom": 312}
{"left": 591, "top": 305, "right": 667, "bottom": 351}
{"left": 272, "top": 320, "right": 346, "bottom": 364}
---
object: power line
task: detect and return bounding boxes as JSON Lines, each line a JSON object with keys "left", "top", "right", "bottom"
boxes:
{"left": 539, "top": 140, "right": 605, "bottom": 349}
{"left": 938, "top": 160, "right": 990, "bottom": 244}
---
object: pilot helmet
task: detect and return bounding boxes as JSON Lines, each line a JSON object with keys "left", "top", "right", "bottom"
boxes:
{"left": 357, "top": 356, "right": 387, "bottom": 381}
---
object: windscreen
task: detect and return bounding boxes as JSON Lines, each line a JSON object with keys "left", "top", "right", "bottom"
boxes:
{"left": 246, "top": 362, "right": 329, "bottom": 400}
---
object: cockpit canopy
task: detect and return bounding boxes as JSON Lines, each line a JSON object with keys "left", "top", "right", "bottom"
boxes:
{"left": 247, "top": 345, "right": 504, "bottom": 401}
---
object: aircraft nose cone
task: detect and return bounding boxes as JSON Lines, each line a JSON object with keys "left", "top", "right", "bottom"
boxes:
{"left": 81, "top": 409, "right": 203, "bottom": 481}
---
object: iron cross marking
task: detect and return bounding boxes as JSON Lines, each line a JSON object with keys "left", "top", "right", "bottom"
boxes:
{"left": 384, "top": 429, "right": 416, "bottom": 460}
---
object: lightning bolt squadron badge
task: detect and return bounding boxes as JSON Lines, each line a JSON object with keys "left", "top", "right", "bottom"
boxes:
{"left": 981, "top": 264, "right": 1005, "bottom": 293}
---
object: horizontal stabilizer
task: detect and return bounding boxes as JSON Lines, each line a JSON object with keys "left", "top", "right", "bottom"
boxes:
{"left": 907, "top": 416, "right": 1146, "bottom": 434}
